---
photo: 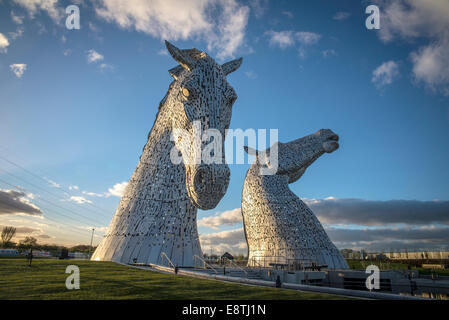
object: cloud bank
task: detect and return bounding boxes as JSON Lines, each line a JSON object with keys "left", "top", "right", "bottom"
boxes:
{"left": 0, "top": 189, "right": 43, "bottom": 216}
{"left": 305, "top": 197, "right": 449, "bottom": 226}
{"left": 198, "top": 208, "right": 242, "bottom": 230}
{"left": 201, "top": 198, "right": 449, "bottom": 254}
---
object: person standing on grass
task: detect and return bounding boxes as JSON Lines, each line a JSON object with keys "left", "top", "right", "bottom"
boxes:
{"left": 27, "top": 249, "right": 33, "bottom": 267}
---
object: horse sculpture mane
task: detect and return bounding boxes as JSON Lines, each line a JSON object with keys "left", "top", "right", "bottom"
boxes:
{"left": 92, "top": 41, "right": 242, "bottom": 266}
{"left": 242, "top": 129, "right": 349, "bottom": 269}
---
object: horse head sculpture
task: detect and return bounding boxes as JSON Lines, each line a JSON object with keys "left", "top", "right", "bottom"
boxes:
{"left": 166, "top": 41, "right": 241, "bottom": 210}
{"left": 91, "top": 42, "right": 242, "bottom": 266}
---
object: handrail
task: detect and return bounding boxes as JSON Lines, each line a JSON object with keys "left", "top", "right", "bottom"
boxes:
{"left": 249, "top": 257, "right": 263, "bottom": 270}
{"left": 194, "top": 255, "right": 218, "bottom": 274}
{"left": 160, "top": 252, "right": 176, "bottom": 269}
{"left": 248, "top": 256, "right": 318, "bottom": 271}
{"left": 224, "top": 257, "right": 248, "bottom": 277}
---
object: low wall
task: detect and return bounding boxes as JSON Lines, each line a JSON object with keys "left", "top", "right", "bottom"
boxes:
{"left": 128, "top": 262, "right": 426, "bottom": 300}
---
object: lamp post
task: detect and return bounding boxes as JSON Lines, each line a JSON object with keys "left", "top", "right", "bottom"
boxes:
{"left": 88, "top": 228, "right": 95, "bottom": 259}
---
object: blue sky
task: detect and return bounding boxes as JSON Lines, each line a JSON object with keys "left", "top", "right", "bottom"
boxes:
{"left": 1, "top": 0, "right": 448, "bottom": 253}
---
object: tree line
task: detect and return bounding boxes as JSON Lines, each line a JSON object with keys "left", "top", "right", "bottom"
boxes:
{"left": 1, "top": 226, "right": 96, "bottom": 255}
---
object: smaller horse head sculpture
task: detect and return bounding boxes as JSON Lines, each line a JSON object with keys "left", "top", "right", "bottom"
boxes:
{"left": 165, "top": 41, "right": 242, "bottom": 210}
{"left": 244, "top": 129, "right": 339, "bottom": 181}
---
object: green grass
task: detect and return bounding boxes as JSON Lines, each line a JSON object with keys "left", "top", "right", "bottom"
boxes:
{"left": 0, "top": 258, "right": 348, "bottom": 300}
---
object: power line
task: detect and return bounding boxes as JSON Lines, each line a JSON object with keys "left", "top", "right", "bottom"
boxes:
{"left": 0, "top": 174, "right": 105, "bottom": 227}
{"left": 0, "top": 179, "right": 105, "bottom": 243}
{"left": 0, "top": 177, "right": 99, "bottom": 232}
{"left": 0, "top": 154, "right": 113, "bottom": 218}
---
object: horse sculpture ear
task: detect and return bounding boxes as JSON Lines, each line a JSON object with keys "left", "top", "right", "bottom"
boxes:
{"left": 222, "top": 57, "right": 243, "bottom": 76}
{"left": 168, "top": 65, "right": 184, "bottom": 80}
{"left": 244, "top": 146, "right": 258, "bottom": 156}
{"left": 165, "top": 40, "right": 195, "bottom": 71}
{"left": 244, "top": 146, "right": 271, "bottom": 158}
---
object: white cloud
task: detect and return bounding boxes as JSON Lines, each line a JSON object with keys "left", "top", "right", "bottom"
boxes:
{"left": 249, "top": 0, "right": 269, "bottom": 19}
{"left": 377, "top": 0, "right": 449, "bottom": 43}
{"left": 375, "top": 0, "right": 449, "bottom": 95}
{"left": 281, "top": 11, "right": 294, "bottom": 19}
{"left": 244, "top": 70, "right": 257, "bottom": 79}
{"left": 82, "top": 190, "right": 107, "bottom": 197}
{"left": 9, "top": 27, "right": 24, "bottom": 40}
{"left": 333, "top": 11, "right": 351, "bottom": 21}
{"left": 0, "top": 33, "right": 10, "bottom": 53}
{"left": 10, "top": 64, "right": 27, "bottom": 78}
{"left": 265, "top": 30, "right": 295, "bottom": 49}
{"left": 12, "top": 0, "right": 63, "bottom": 23}
{"left": 11, "top": 11, "right": 25, "bottom": 24}
{"left": 296, "top": 31, "right": 321, "bottom": 46}
{"left": 79, "top": 182, "right": 128, "bottom": 199}
{"left": 67, "top": 196, "right": 92, "bottom": 204}
{"left": 99, "top": 63, "right": 114, "bottom": 72}
{"left": 265, "top": 30, "right": 321, "bottom": 58}
{"left": 200, "top": 228, "right": 247, "bottom": 255}
{"left": 322, "top": 49, "right": 337, "bottom": 58}
{"left": 108, "top": 181, "right": 128, "bottom": 197}
{"left": 88, "top": 22, "right": 100, "bottom": 33}
{"left": 410, "top": 41, "right": 449, "bottom": 95}
{"left": 68, "top": 185, "right": 79, "bottom": 191}
{"left": 371, "top": 60, "right": 400, "bottom": 88}
{"left": 198, "top": 208, "right": 242, "bottom": 229}
{"left": 44, "top": 178, "right": 60, "bottom": 188}
{"left": 83, "top": 225, "right": 109, "bottom": 233}
{"left": 63, "top": 49, "right": 72, "bottom": 56}
{"left": 94, "top": 0, "right": 249, "bottom": 59}
{"left": 86, "top": 49, "right": 104, "bottom": 63}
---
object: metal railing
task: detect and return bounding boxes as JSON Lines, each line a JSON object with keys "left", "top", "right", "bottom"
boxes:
{"left": 248, "top": 256, "right": 318, "bottom": 271}
{"left": 160, "top": 252, "right": 176, "bottom": 269}
{"left": 223, "top": 257, "right": 248, "bottom": 277}
{"left": 194, "top": 255, "right": 218, "bottom": 274}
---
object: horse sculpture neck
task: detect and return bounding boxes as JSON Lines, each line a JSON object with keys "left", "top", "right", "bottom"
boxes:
{"left": 91, "top": 90, "right": 202, "bottom": 266}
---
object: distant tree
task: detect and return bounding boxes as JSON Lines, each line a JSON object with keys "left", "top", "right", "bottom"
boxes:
{"left": 70, "top": 245, "right": 95, "bottom": 253}
{"left": 1, "top": 226, "right": 17, "bottom": 248}
{"left": 19, "top": 236, "right": 38, "bottom": 249}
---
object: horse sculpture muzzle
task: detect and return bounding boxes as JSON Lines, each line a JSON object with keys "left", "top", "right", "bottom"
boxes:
{"left": 187, "top": 163, "right": 230, "bottom": 210}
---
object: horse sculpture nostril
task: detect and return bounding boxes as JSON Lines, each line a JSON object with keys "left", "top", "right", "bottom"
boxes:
{"left": 330, "top": 134, "right": 339, "bottom": 142}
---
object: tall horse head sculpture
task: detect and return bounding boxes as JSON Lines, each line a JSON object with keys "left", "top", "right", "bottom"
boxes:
{"left": 91, "top": 41, "right": 242, "bottom": 266}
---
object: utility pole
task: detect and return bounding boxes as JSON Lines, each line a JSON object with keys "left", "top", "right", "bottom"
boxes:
{"left": 88, "top": 228, "right": 95, "bottom": 259}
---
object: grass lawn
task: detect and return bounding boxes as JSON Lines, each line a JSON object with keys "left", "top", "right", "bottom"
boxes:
{"left": 0, "top": 258, "right": 348, "bottom": 300}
